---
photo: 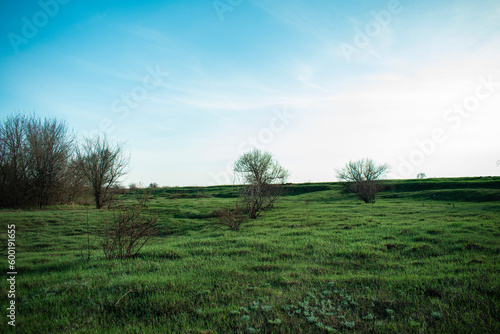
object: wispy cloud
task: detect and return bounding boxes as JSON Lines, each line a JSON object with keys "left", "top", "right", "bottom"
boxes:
{"left": 2, "top": 0, "right": 499, "bottom": 185}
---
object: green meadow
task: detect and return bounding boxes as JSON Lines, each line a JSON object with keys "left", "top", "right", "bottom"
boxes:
{"left": 1, "top": 177, "right": 499, "bottom": 333}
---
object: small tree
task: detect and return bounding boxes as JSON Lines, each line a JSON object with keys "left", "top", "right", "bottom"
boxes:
{"left": 234, "top": 149, "right": 289, "bottom": 219}
{"left": 336, "top": 158, "right": 390, "bottom": 203}
{"left": 417, "top": 173, "right": 426, "bottom": 179}
{"left": 75, "top": 135, "right": 129, "bottom": 209}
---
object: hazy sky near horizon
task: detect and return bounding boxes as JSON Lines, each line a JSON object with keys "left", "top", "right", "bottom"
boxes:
{"left": 1, "top": 0, "right": 499, "bottom": 186}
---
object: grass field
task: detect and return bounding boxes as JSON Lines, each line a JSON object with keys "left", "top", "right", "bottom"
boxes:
{"left": 1, "top": 177, "right": 499, "bottom": 333}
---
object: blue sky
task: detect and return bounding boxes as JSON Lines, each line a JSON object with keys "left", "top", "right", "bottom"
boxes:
{"left": 1, "top": 0, "right": 499, "bottom": 186}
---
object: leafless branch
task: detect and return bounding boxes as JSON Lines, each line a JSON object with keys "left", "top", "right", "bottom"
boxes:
{"left": 336, "top": 158, "right": 390, "bottom": 203}
{"left": 234, "top": 149, "right": 289, "bottom": 219}
{"left": 75, "top": 134, "right": 129, "bottom": 209}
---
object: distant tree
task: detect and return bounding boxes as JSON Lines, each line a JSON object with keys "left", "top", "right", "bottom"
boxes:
{"left": 417, "top": 173, "right": 426, "bottom": 179}
{"left": 148, "top": 182, "right": 159, "bottom": 188}
{"left": 234, "top": 149, "right": 289, "bottom": 219}
{"left": 336, "top": 158, "right": 390, "bottom": 203}
{"left": 75, "top": 135, "right": 129, "bottom": 209}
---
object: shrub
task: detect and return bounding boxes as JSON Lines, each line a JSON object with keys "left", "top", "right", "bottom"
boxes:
{"left": 213, "top": 205, "right": 246, "bottom": 231}
{"left": 75, "top": 134, "right": 129, "bottom": 209}
{"left": 336, "top": 158, "right": 390, "bottom": 204}
{"left": 101, "top": 207, "right": 159, "bottom": 259}
{"left": 234, "top": 149, "right": 289, "bottom": 219}
{"left": 136, "top": 190, "right": 152, "bottom": 207}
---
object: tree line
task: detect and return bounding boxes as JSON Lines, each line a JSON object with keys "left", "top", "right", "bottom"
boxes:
{"left": 0, "top": 113, "right": 127, "bottom": 209}
{"left": 1, "top": 112, "right": 391, "bottom": 212}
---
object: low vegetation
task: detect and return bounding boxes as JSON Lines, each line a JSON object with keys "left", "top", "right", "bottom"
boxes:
{"left": 0, "top": 177, "right": 499, "bottom": 333}
{"left": 234, "top": 149, "right": 290, "bottom": 219}
{"left": 336, "top": 158, "right": 390, "bottom": 204}
{"left": 213, "top": 204, "right": 246, "bottom": 231}
{"left": 101, "top": 207, "right": 159, "bottom": 260}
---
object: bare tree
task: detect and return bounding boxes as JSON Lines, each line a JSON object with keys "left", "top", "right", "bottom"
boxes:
{"left": 0, "top": 114, "right": 30, "bottom": 207}
{"left": 0, "top": 113, "right": 74, "bottom": 208}
{"left": 75, "top": 135, "right": 129, "bottom": 209}
{"left": 62, "top": 157, "right": 88, "bottom": 204}
{"left": 26, "top": 116, "right": 73, "bottom": 208}
{"left": 234, "top": 149, "right": 289, "bottom": 219}
{"left": 336, "top": 158, "right": 390, "bottom": 203}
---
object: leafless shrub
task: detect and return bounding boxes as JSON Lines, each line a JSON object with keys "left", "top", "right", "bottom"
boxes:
{"left": 148, "top": 182, "right": 159, "bottom": 188}
{"left": 336, "top": 158, "right": 390, "bottom": 204}
{"left": 101, "top": 207, "right": 159, "bottom": 260}
{"left": 136, "top": 190, "right": 151, "bottom": 207}
{"left": 234, "top": 149, "right": 289, "bottom": 219}
{"left": 213, "top": 204, "right": 246, "bottom": 231}
{"left": 75, "top": 134, "right": 129, "bottom": 209}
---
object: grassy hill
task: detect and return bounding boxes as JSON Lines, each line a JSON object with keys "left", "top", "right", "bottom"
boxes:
{"left": 1, "top": 177, "right": 499, "bottom": 333}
